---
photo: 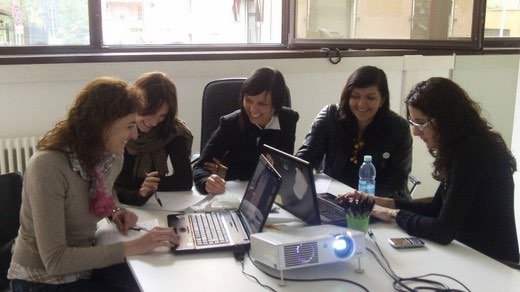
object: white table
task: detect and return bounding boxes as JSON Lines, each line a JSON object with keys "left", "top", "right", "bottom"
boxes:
{"left": 126, "top": 178, "right": 520, "bottom": 292}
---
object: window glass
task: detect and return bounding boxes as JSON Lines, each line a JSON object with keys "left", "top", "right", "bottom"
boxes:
{"left": 101, "top": 0, "right": 282, "bottom": 45}
{"left": 0, "top": 0, "right": 89, "bottom": 46}
{"left": 485, "top": 0, "right": 520, "bottom": 37}
{"left": 295, "top": 0, "right": 474, "bottom": 40}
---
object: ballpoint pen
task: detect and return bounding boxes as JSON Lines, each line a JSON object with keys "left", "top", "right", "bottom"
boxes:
{"left": 153, "top": 192, "right": 163, "bottom": 207}
{"left": 145, "top": 171, "right": 163, "bottom": 207}
{"left": 130, "top": 225, "right": 150, "bottom": 232}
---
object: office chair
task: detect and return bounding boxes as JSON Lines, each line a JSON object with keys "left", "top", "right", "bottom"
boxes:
{"left": 0, "top": 171, "right": 23, "bottom": 290}
{"left": 408, "top": 175, "right": 421, "bottom": 197}
{"left": 192, "top": 77, "right": 292, "bottom": 163}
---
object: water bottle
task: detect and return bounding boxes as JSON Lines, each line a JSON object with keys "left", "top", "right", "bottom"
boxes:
{"left": 358, "top": 155, "right": 376, "bottom": 195}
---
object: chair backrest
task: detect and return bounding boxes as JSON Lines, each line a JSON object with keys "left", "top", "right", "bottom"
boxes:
{"left": 0, "top": 171, "right": 23, "bottom": 289}
{"left": 200, "top": 77, "right": 292, "bottom": 153}
{"left": 0, "top": 171, "right": 23, "bottom": 245}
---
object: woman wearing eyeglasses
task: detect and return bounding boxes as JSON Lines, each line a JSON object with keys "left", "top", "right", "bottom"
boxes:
{"left": 341, "top": 77, "right": 519, "bottom": 263}
{"left": 296, "top": 66, "right": 413, "bottom": 201}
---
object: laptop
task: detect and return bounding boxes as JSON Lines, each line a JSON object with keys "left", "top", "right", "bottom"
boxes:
{"left": 262, "top": 144, "right": 347, "bottom": 227}
{"left": 168, "top": 154, "right": 282, "bottom": 254}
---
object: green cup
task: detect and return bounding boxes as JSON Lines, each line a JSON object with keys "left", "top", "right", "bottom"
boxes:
{"left": 347, "top": 216, "right": 369, "bottom": 233}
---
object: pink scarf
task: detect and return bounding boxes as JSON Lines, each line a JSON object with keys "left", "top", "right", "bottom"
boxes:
{"left": 69, "top": 151, "right": 116, "bottom": 218}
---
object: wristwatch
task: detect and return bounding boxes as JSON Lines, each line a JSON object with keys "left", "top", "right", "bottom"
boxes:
{"left": 391, "top": 209, "right": 400, "bottom": 219}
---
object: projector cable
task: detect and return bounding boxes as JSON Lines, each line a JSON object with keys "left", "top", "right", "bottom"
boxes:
{"left": 245, "top": 252, "right": 369, "bottom": 292}
{"left": 366, "top": 229, "right": 471, "bottom": 292}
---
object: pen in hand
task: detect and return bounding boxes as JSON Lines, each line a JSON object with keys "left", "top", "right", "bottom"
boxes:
{"left": 145, "top": 171, "right": 162, "bottom": 207}
{"left": 154, "top": 192, "right": 163, "bottom": 207}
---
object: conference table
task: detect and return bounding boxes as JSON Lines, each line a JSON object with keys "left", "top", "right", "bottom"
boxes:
{"left": 122, "top": 176, "right": 520, "bottom": 292}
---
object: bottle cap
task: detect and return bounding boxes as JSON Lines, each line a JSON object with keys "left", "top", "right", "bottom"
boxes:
{"left": 364, "top": 155, "right": 372, "bottom": 162}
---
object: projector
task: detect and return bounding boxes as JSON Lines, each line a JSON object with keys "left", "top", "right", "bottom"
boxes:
{"left": 250, "top": 225, "right": 365, "bottom": 271}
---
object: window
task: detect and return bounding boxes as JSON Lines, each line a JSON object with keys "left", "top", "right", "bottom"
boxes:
{"left": 485, "top": 0, "right": 520, "bottom": 38}
{"left": 0, "top": 0, "right": 518, "bottom": 61}
{"left": 0, "top": 0, "right": 89, "bottom": 46}
{"left": 291, "top": 0, "right": 480, "bottom": 49}
{"left": 102, "top": 0, "right": 282, "bottom": 45}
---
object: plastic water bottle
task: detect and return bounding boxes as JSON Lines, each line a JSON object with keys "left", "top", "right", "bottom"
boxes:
{"left": 358, "top": 155, "right": 376, "bottom": 195}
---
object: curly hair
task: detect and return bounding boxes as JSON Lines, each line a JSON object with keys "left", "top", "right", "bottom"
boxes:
{"left": 134, "top": 71, "right": 178, "bottom": 137}
{"left": 338, "top": 65, "right": 390, "bottom": 125}
{"left": 405, "top": 77, "right": 516, "bottom": 181}
{"left": 37, "top": 77, "right": 145, "bottom": 170}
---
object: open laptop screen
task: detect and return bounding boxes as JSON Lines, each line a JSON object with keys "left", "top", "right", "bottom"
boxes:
{"left": 239, "top": 154, "right": 282, "bottom": 234}
{"left": 262, "top": 144, "right": 321, "bottom": 225}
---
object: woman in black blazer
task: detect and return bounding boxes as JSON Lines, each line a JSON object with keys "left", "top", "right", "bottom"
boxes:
{"left": 193, "top": 67, "right": 299, "bottom": 194}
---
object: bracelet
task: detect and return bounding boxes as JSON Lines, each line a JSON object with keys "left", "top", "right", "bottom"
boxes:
{"left": 391, "top": 209, "right": 400, "bottom": 219}
{"left": 109, "top": 206, "right": 126, "bottom": 221}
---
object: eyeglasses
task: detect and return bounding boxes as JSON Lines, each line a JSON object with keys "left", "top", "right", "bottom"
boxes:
{"left": 408, "top": 118, "right": 435, "bottom": 132}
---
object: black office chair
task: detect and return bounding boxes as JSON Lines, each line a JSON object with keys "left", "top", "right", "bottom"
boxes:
{"left": 408, "top": 175, "right": 421, "bottom": 197}
{"left": 192, "top": 77, "right": 292, "bottom": 163}
{"left": 200, "top": 78, "right": 247, "bottom": 155}
{"left": 0, "top": 172, "right": 23, "bottom": 290}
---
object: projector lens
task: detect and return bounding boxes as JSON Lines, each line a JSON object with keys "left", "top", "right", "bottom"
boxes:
{"left": 332, "top": 235, "right": 354, "bottom": 258}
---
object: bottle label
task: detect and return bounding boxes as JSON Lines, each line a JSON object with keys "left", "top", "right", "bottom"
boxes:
{"left": 358, "top": 180, "right": 375, "bottom": 195}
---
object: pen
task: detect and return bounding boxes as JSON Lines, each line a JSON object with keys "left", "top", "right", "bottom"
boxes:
{"left": 130, "top": 226, "right": 149, "bottom": 232}
{"left": 145, "top": 171, "right": 163, "bottom": 207}
{"left": 154, "top": 192, "right": 163, "bottom": 207}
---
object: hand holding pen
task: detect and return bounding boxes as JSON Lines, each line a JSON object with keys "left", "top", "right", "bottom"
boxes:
{"left": 141, "top": 171, "right": 161, "bottom": 206}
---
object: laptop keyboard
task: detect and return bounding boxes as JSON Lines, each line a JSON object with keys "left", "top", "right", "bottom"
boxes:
{"left": 317, "top": 193, "right": 346, "bottom": 221}
{"left": 191, "top": 213, "right": 230, "bottom": 246}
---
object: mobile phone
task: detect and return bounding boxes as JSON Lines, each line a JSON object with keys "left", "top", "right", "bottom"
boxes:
{"left": 388, "top": 237, "right": 425, "bottom": 249}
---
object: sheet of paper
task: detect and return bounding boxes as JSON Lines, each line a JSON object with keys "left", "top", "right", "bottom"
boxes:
{"left": 314, "top": 174, "right": 356, "bottom": 195}
{"left": 138, "top": 190, "right": 206, "bottom": 212}
{"left": 95, "top": 219, "right": 159, "bottom": 246}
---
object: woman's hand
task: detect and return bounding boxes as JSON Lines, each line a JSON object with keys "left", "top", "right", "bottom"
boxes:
{"left": 336, "top": 190, "right": 396, "bottom": 209}
{"left": 336, "top": 191, "right": 397, "bottom": 222}
{"left": 370, "top": 205, "right": 394, "bottom": 222}
{"left": 204, "top": 174, "right": 226, "bottom": 195}
{"left": 124, "top": 227, "right": 180, "bottom": 256}
{"left": 203, "top": 158, "right": 221, "bottom": 174}
{"left": 139, "top": 171, "right": 160, "bottom": 197}
{"left": 113, "top": 210, "right": 138, "bottom": 235}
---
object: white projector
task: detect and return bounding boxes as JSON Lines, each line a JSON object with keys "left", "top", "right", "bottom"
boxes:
{"left": 250, "top": 225, "right": 365, "bottom": 271}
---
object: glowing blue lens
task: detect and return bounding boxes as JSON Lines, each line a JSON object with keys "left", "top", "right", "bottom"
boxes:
{"left": 333, "top": 235, "right": 354, "bottom": 258}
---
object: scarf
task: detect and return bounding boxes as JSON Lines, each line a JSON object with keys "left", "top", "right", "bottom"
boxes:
{"left": 126, "top": 119, "right": 193, "bottom": 180}
{"left": 69, "top": 151, "right": 116, "bottom": 218}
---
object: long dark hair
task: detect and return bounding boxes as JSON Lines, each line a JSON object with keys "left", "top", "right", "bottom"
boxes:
{"left": 134, "top": 71, "right": 179, "bottom": 137}
{"left": 37, "top": 77, "right": 145, "bottom": 170}
{"left": 405, "top": 77, "right": 516, "bottom": 181}
{"left": 239, "top": 67, "right": 289, "bottom": 125}
{"left": 338, "top": 66, "right": 390, "bottom": 124}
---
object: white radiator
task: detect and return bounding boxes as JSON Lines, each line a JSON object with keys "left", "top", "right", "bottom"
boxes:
{"left": 0, "top": 136, "right": 40, "bottom": 175}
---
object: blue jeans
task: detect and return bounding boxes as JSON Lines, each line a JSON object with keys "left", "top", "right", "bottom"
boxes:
{"left": 11, "top": 263, "right": 139, "bottom": 292}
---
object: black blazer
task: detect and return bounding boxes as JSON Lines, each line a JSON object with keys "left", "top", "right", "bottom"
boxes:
{"left": 193, "top": 107, "right": 299, "bottom": 194}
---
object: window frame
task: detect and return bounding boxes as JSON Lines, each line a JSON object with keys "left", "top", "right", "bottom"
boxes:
{"left": 0, "top": 0, "right": 518, "bottom": 65}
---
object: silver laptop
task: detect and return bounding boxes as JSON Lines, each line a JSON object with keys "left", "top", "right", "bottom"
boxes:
{"left": 168, "top": 154, "right": 282, "bottom": 254}
{"left": 262, "top": 144, "right": 347, "bottom": 227}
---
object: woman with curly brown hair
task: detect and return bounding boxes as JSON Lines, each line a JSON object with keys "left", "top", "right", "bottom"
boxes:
{"left": 8, "top": 77, "right": 179, "bottom": 291}
{"left": 342, "top": 77, "right": 519, "bottom": 263}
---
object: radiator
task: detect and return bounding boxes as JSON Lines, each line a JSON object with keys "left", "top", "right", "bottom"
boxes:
{"left": 0, "top": 136, "right": 40, "bottom": 175}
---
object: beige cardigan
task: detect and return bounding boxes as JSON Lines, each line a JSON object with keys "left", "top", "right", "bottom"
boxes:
{"left": 10, "top": 150, "right": 125, "bottom": 277}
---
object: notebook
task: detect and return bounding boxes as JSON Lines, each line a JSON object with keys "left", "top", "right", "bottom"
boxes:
{"left": 168, "top": 154, "right": 282, "bottom": 254}
{"left": 262, "top": 144, "right": 347, "bottom": 227}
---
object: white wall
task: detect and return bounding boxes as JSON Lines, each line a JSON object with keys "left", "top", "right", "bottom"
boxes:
{"left": 1, "top": 54, "right": 519, "bottom": 243}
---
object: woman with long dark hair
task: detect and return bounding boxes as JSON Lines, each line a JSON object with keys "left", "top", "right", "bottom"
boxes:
{"left": 115, "top": 72, "right": 193, "bottom": 206}
{"left": 342, "top": 77, "right": 519, "bottom": 263}
{"left": 297, "top": 66, "right": 413, "bottom": 200}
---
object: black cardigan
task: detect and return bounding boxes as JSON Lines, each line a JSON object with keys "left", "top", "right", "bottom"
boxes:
{"left": 193, "top": 107, "right": 299, "bottom": 194}
{"left": 395, "top": 134, "right": 519, "bottom": 263}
